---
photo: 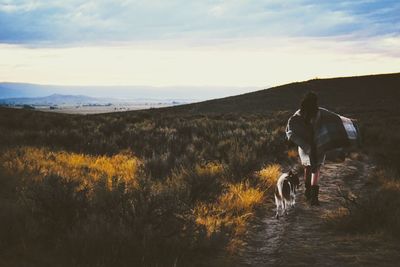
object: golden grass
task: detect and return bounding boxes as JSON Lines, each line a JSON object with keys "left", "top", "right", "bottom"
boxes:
{"left": 219, "top": 182, "right": 264, "bottom": 213}
{"left": 194, "top": 181, "right": 264, "bottom": 251}
{"left": 0, "top": 146, "right": 270, "bottom": 254}
{"left": 256, "top": 164, "right": 281, "bottom": 189}
{"left": 0, "top": 146, "right": 141, "bottom": 189}
{"left": 287, "top": 149, "right": 298, "bottom": 159}
{"left": 195, "top": 162, "right": 225, "bottom": 177}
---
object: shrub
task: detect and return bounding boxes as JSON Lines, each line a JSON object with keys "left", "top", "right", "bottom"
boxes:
{"left": 0, "top": 109, "right": 294, "bottom": 265}
{"left": 256, "top": 164, "right": 281, "bottom": 190}
{"left": 194, "top": 181, "right": 264, "bottom": 251}
{"left": 326, "top": 168, "right": 400, "bottom": 238}
{"left": 22, "top": 175, "right": 89, "bottom": 233}
{"left": 0, "top": 147, "right": 141, "bottom": 190}
{"left": 187, "top": 162, "right": 226, "bottom": 202}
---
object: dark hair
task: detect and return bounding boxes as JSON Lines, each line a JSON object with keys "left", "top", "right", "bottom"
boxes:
{"left": 300, "top": 91, "right": 318, "bottom": 120}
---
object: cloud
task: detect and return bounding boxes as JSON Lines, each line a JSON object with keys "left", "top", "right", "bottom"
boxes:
{"left": 0, "top": 1, "right": 399, "bottom": 89}
{"left": 0, "top": 0, "right": 398, "bottom": 46}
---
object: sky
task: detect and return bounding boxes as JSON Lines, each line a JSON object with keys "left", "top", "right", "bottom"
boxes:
{"left": 0, "top": 0, "right": 399, "bottom": 94}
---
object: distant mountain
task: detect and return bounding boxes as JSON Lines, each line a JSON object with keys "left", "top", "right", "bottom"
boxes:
{"left": 0, "top": 82, "right": 257, "bottom": 100}
{"left": 0, "top": 94, "right": 111, "bottom": 105}
{"left": 4, "top": 73, "right": 399, "bottom": 115}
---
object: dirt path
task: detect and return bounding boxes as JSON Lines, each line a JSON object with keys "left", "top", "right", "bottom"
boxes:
{"left": 239, "top": 157, "right": 400, "bottom": 267}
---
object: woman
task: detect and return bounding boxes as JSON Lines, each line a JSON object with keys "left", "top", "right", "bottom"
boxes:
{"left": 286, "top": 92, "right": 359, "bottom": 206}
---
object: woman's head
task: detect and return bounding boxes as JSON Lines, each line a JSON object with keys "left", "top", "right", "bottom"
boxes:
{"left": 300, "top": 91, "right": 318, "bottom": 119}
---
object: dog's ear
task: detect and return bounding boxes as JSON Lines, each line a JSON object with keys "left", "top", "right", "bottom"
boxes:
{"left": 288, "top": 170, "right": 293, "bottom": 176}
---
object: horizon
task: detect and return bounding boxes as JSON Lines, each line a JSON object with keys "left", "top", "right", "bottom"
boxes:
{"left": 2, "top": 72, "right": 398, "bottom": 101}
{"left": 3, "top": 70, "right": 400, "bottom": 87}
{"left": 0, "top": 82, "right": 263, "bottom": 99}
{"left": 0, "top": 1, "right": 399, "bottom": 96}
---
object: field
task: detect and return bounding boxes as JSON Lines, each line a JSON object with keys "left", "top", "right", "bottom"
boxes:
{"left": 1, "top": 73, "right": 400, "bottom": 266}
{"left": 1, "top": 101, "right": 191, "bottom": 115}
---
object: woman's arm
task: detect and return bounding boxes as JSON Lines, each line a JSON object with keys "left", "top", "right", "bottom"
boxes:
{"left": 286, "top": 114, "right": 311, "bottom": 153}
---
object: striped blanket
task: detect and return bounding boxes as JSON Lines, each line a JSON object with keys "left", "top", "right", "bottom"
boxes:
{"left": 286, "top": 108, "right": 360, "bottom": 155}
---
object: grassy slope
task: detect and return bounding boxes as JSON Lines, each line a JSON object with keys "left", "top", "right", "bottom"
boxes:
{"left": 1, "top": 72, "right": 400, "bottom": 266}
{"left": 1, "top": 72, "right": 400, "bottom": 169}
{"left": 155, "top": 72, "right": 400, "bottom": 169}
{"left": 158, "top": 72, "right": 400, "bottom": 115}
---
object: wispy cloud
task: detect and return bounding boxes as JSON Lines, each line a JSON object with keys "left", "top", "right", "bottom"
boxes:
{"left": 0, "top": 1, "right": 398, "bottom": 88}
{"left": 0, "top": 0, "right": 398, "bottom": 45}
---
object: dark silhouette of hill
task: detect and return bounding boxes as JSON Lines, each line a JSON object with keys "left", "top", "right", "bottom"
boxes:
{"left": 160, "top": 72, "right": 400, "bottom": 115}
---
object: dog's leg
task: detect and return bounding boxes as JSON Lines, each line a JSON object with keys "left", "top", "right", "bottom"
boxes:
{"left": 287, "top": 200, "right": 290, "bottom": 214}
{"left": 282, "top": 199, "right": 287, "bottom": 215}
{"left": 279, "top": 199, "right": 284, "bottom": 217}
{"left": 289, "top": 184, "right": 295, "bottom": 208}
{"left": 291, "top": 191, "right": 296, "bottom": 207}
{"left": 275, "top": 195, "right": 280, "bottom": 219}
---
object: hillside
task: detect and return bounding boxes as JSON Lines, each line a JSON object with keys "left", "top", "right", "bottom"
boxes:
{"left": 0, "top": 72, "right": 400, "bottom": 267}
{"left": 160, "top": 72, "right": 400, "bottom": 115}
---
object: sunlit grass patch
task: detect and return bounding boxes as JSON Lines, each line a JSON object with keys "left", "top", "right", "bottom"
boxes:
{"left": 256, "top": 164, "right": 281, "bottom": 189}
{"left": 194, "top": 181, "right": 264, "bottom": 251}
{"left": 219, "top": 182, "right": 264, "bottom": 214}
{"left": 195, "top": 162, "right": 225, "bottom": 177}
{"left": 0, "top": 146, "right": 141, "bottom": 189}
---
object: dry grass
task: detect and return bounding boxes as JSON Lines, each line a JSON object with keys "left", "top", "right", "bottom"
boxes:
{"left": 0, "top": 144, "right": 278, "bottom": 264}
{"left": 194, "top": 181, "right": 264, "bottom": 251}
{"left": 323, "top": 207, "right": 350, "bottom": 223}
{"left": 0, "top": 146, "right": 141, "bottom": 189}
{"left": 256, "top": 164, "right": 282, "bottom": 189}
{"left": 195, "top": 162, "right": 225, "bottom": 177}
{"left": 375, "top": 168, "right": 400, "bottom": 190}
{"left": 326, "top": 168, "right": 400, "bottom": 238}
{"left": 219, "top": 182, "right": 264, "bottom": 214}
{"left": 382, "top": 179, "right": 400, "bottom": 191}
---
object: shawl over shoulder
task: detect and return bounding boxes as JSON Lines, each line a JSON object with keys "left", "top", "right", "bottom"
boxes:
{"left": 286, "top": 108, "right": 360, "bottom": 155}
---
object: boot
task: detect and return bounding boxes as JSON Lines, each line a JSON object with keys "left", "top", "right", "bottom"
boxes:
{"left": 304, "top": 167, "right": 311, "bottom": 201}
{"left": 310, "top": 185, "right": 320, "bottom": 206}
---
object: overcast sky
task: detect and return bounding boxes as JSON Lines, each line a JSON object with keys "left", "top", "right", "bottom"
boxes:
{"left": 0, "top": 0, "right": 399, "bottom": 91}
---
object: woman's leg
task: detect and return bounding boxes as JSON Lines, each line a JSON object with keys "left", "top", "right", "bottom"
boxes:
{"left": 311, "top": 166, "right": 320, "bottom": 185}
{"left": 310, "top": 166, "right": 321, "bottom": 205}
{"left": 304, "top": 166, "right": 312, "bottom": 200}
